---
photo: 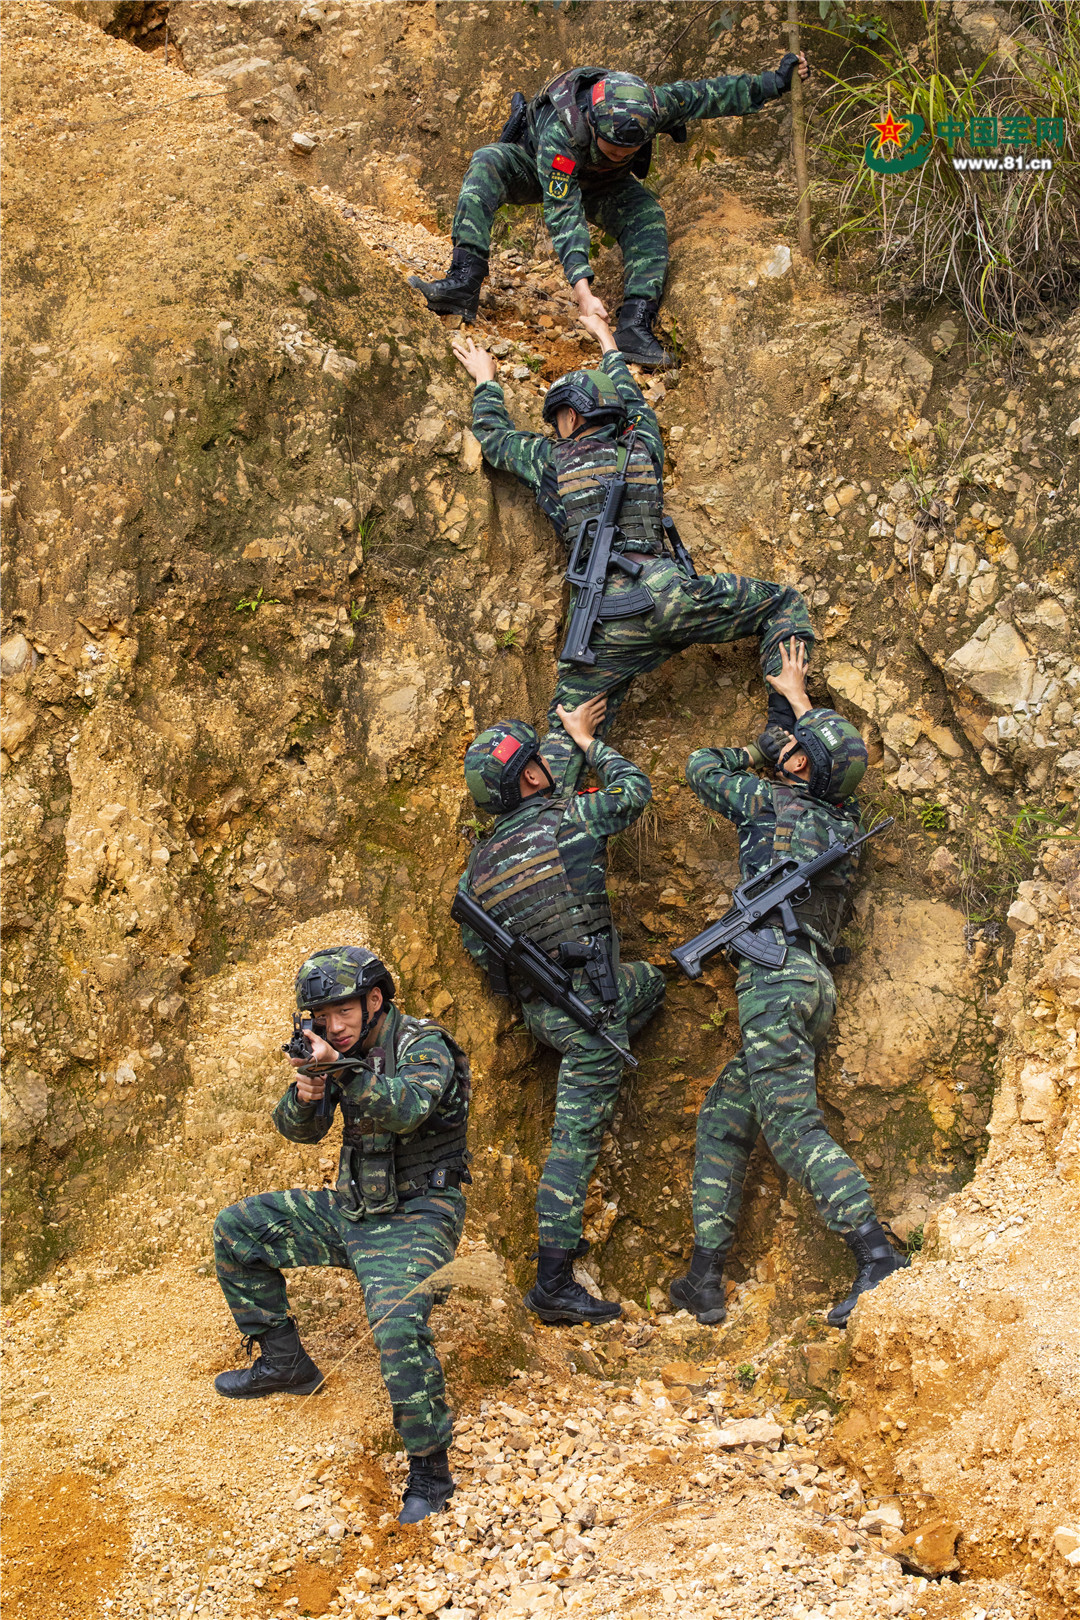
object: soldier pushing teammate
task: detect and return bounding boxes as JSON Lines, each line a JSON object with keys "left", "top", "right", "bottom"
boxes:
{"left": 410, "top": 54, "right": 808, "bottom": 366}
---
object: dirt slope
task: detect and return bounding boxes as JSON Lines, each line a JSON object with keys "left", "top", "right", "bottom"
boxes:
{"left": 3, "top": 3, "right": 1080, "bottom": 1616}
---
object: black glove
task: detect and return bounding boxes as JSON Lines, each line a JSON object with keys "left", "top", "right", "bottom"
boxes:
{"left": 774, "top": 52, "right": 802, "bottom": 93}
{"left": 756, "top": 722, "right": 793, "bottom": 765}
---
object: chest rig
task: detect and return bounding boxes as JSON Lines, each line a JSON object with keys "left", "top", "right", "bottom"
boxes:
{"left": 335, "top": 1014, "right": 471, "bottom": 1222}
{"left": 770, "top": 784, "right": 857, "bottom": 956}
{"left": 554, "top": 429, "right": 664, "bottom": 558}
{"left": 467, "top": 797, "right": 614, "bottom": 968}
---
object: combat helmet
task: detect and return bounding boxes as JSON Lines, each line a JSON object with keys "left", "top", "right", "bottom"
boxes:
{"left": 464, "top": 720, "right": 552, "bottom": 815}
{"left": 542, "top": 367, "right": 627, "bottom": 430}
{"left": 785, "top": 709, "right": 868, "bottom": 803}
{"left": 588, "top": 72, "right": 659, "bottom": 148}
{"left": 295, "top": 945, "right": 395, "bottom": 1012}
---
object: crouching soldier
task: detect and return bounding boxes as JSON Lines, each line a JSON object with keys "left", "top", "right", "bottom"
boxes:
{"left": 456, "top": 695, "right": 665, "bottom": 1323}
{"left": 671, "top": 641, "right": 909, "bottom": 1329}
{"left": 212, "top": 946, "right": 472, "bottom": 1524}
{"left": 411, "top": 56, "right": 808, "bottom": 365}
{"left": 453, "top": 314, "right": 814, "bottom": 794}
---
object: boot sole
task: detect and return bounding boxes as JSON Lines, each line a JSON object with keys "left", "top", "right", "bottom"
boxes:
{"left": 614, "top": 348, "right": 676, "bottom": 371}
{"left": 214, "top": 1373, "right": 325, "bottom": 1399}
{"left": 523, "top": 1288, "right": 621, "bottom": 1326}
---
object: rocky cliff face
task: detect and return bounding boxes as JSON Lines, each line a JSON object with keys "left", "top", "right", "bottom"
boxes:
{"left": 2, "top": 1, "right": 1078, "bottom": 1605}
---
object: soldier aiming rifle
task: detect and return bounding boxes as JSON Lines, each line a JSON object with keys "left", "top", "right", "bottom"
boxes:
{"left": 212, "top": 946, "right": 471, "bottom": 1524}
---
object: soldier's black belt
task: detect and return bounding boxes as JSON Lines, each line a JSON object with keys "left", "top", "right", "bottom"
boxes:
{"left": 400, "top": 1168, "right": 469, "bottom": 1198}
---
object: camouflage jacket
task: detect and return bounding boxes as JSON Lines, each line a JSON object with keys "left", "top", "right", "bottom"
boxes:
{"left": 457, "top": 735, "right": 651, "bottom": 976}
{"left": 273, "top": 1003, "right": 457, "bottom": 1146}
{"left": 685, "top": 746, "right": 862, "bottom": 954}
{"left": 470, "top": 348, "right": 662, "bottom": 544}
{"left": 527, "top": 69, "right": 787, "bottom": 287}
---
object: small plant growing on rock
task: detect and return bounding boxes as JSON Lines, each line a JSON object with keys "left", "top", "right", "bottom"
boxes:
{"left": 234, "top": 586, "right": 279, "bottom": 614}
{"left": 736, "top": 1362, "right": 757, "bottom": 1391}
{"left": 918, "top": 802, "right": 948, "bottom": 831}
{"left": 497, "top": 627, "right": 520, "bottom": 649}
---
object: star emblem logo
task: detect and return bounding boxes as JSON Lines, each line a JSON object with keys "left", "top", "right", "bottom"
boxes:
{"left": 871, "top": 110, "right": 909, "bottom": 150}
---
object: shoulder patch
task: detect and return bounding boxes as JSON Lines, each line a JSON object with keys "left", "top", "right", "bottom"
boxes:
{"left": 552, "top": 154, "right": 576, "bottom": 175}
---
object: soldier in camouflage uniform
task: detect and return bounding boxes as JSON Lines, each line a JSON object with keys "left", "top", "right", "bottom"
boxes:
{"left": 456, "top": 694, "right": 664, "bottom": 1324}
{"left": 453, "top": 314, "right": 814, "bottom": 794}
{"left": 212, "top": 946, "right": 471, "bottom": 1524}
{"left": 670, "top": 641, "right": 909, "bottom": 1329}
{"left": 411, "top": 56, "right": 808, "bottom": 366}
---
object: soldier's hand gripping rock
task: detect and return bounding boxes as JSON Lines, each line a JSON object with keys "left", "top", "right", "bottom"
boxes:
{"left": 455, "top": 318, "right": 814, "bottom": 797}
{"left": 454, "top": 697, "right": 665, "bottom": 1326}
{"left": 411, "top": 54, "right": 808, "bottom": 365}
{"left": 669, "top": 644, "right": 909, "bottom": 1330}
{"left": 211, "top": 946, "right": 473, "bottom": 1525}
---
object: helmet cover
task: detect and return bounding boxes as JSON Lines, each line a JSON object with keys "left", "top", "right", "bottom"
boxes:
{"left": 588, "top": 72, "right": 659, "bottom": 148}
{"left": 295, "top": 945, "right": 396, "bottom": 1012}
{"left": 464, "top": 720, "right": 548, "bottom": 814}
{"left": 792, "top": 708, "right": 868, "bottom": 803}
{"left": 542, "top": 367, "right": 627, "bottom": 429}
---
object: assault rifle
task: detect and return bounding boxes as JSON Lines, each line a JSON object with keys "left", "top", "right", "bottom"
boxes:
{"left": 451, "top": 889, "right": 637, "bottom": 1068}
{"left": 284, "top": 1012, "right": 364, "bottom": 1119}
{"left": 672, "top": 817, "right": 894, "bottom": 979}
{"left": 560, "top": 430, "right": 652, "bottom": 667}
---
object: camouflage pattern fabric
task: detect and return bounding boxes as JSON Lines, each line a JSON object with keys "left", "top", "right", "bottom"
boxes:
{"left": 457, "top": 735, "right": 664, "bottom": 1246}
{"left": 213, "top": 1186, "right": 464, "bottom": 1455}
{"left": 691, "top": 949, "right": 873, "bottom": 1249}
{"left": 470, "top": 351, "right": 813, "bottom": 794}
{"left": 471, "top": 348, "right": 662, "bottom": 544}
{"left": 684, "top": 747, "right": 861, "bottom": 954}
{"left": 555, "top": 428, "right": 664, "bottom": 555}
{"left": 548, "top": 564, "right": 813, "bottom": 793}
{"left": 457, "top": 735, "right": 652, "bottom": 976}
{"left": 453, "top": 70, "right": 785, "bottom": 291}
{"left": 453, "top": 143, "right": 669, "bottom": 300}
{"left": 523, "top": 959, "right": 665, "bottom": 1247}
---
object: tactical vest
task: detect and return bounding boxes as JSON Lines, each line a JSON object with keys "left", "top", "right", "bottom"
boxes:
{"left": 467, "top": 798, "right": 613, "bottom": 957}
{"left": 770, "top": 784, "right": 857, "bottom": 952}
{"left": 335, "top": 1013, "right": 471, "bottom": 1222}
{"left": 555, "top": 430, "right": 664, "bottom": 556}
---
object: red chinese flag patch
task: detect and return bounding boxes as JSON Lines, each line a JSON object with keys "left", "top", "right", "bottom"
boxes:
{"left": 552, "top": 154, "right": 576, "bottom": 175}
{"left": 492, "top": 735, "right": 522, "bottom": 763}
{"left": 591, "top": 80, "right": 606, "bottom": 106}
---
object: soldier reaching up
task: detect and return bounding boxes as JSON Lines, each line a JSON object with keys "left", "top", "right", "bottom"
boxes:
{"left": 411, "top": 55, "right": 809, "bottom": 366}
{"left": 456, "top": 695, "right": 665, "bottom": 1324}
{"left": 453, "top": 314, "right": 814, "bottom": 795}
{"left": 670, "top": 640, "right": 909, "bottom": 1329}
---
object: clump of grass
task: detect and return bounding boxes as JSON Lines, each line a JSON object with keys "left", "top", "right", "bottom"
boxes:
{"left": 810, "top": 0, "right": 1080, "bottom": 332}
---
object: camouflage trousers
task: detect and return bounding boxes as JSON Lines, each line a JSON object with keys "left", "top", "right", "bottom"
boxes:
{"left": 521, "top": 959, "right": 665, "bottom": 1248}
{"left": 548, "top": 557, "right": 813, "bottom": 792}
{"left": 692, "top": 947, "right": 874, "bottom": 1250}
{"left": 453, "top": 143, "right": 669, "bottom": 300}
{"left": 213, "top": 1186, "right": 465, "bottom": 1456}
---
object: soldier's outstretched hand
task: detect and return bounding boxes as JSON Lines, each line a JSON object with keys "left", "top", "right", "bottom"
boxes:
{"left": 451, "top": 335, "right": 497, "bottom": 384}
{"left": 577, "top": 312, "right": 618, "bottom": 354}
{"left": 556, "top": 692, "right": 608, "bottom": 752}
{"left": 765, "top": 637, "right": 812, "bottom": 713}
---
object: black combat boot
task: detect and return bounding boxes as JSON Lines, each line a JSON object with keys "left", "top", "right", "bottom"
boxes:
{"left": 524, "top": 1245, "right": 622, "bottom": 1325}
{"left": 408, "top": 246, "right": 488, "bottom": 322}
{"left": 613, "top": 296, "right": 673, "bottom": 369}
{"left": 669, "top": 1244, "right": 730, "bottom": 1325}
{"left": 399, "top": 1448, "right": 455, "bottom": 1524}
{"left": 213, "top": 1317, "right": 324, "bottom": 1399}
{"left": 827, "top": 1220, "right": 910, "bottom": 1329}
